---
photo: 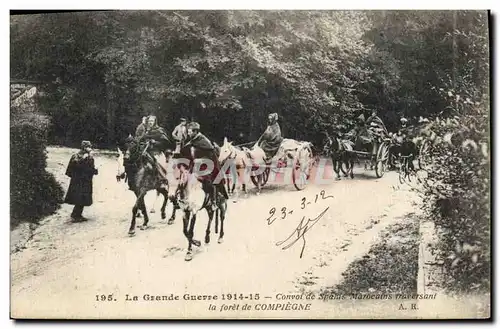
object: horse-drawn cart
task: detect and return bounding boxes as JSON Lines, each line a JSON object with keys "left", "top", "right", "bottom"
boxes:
{"left": 346, "top": 135, "right": 392, "bottom": 178}
{"left": 247, "top": 139, "right": 316, "bottom": 191}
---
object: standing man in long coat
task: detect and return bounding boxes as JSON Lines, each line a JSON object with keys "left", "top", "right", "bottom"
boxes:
{"left": 64, "top": 140, "right": 98, "bottom": 221}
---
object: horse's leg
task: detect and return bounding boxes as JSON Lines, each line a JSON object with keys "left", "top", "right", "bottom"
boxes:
{"left": 204, "top": 207, "right": 214, "bottom": 244}
{"left": 332, "top": 157, "right": 341, "bottom": 180}
{"left": 129, "top": 190, "right": 146, "bottom": 235}
{"left": 158, "top": 188, "right": 168, "bottom": 220}
{"left": 168, "top": 195, "right": 177, "bottom": 225}
{"left": 349, "top": 156, "right": 355, "bottom": 179}
{"left": 183, "top": 210, "right": 193, "bottom": 261}
{"left": 189, "top": 213, "right": 201, "bottom": 248}
{"left": 218, "top": 200, "right": 227, "bottom": 244}
{"left": 139, "top": 193, "right": 150, "bottom": 229}
{"left": 215, "top": 207, "right": 219, "bottom": 234}
{"left": 150, "top": 190, "right": 159, "bottom": 213}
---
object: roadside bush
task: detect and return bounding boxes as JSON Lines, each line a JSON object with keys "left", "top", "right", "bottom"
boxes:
{"left": 419, "top": 90, "right": 490, "bottom": 293}
{"left": 10, "top": 113, "right": 64, "bottom": 228}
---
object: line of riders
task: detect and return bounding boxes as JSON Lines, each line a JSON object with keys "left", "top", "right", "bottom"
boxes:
{"left": 118, "top": 112, "right": 286, "bottom": 212}
{"left": 118, "top": 110, "right": 421, "bottom": 210}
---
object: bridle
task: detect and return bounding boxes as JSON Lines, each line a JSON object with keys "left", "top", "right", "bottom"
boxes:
{"left": 221, "top": 144, "right": 238, "bottom": 163}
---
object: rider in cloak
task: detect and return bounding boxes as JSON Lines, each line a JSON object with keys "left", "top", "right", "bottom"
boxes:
{"left": 257, "top": 112, "right": 284, "bottom": 161}
{"left": 183, "top": 122, "right": 228, "bottom": 210}
{"left": 137, "top": 115, "right": 171, "bottom": 181}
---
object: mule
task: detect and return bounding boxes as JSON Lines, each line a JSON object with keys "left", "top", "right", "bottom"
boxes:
{"left": 175, "top": 167, "right": 228, "bottom": 261}
{"left": 218, "top": 137, "right": 257, "bottom": 199}
{"left": 323, "top": 135, "right": 355, "bottom": 180}
{"left": 118, "top": 140, "right": 176, "bottom": 236}
{"left": 243, "top": 143, "right": 268, "bottom": 195}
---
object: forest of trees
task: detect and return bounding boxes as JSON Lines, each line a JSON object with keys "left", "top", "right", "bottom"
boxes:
{"left": 11, "top": 11, "right": 488, "bottom": 147}
{"left": 10, "top": 10, "right": 490, "bottom": 292}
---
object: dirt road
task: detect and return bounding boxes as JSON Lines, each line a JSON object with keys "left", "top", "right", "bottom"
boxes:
{"left": 11, "top": 147, "right": 421, "bottom": 319}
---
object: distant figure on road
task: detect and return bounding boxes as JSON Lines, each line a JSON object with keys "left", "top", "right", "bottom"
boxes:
{"left": 172, "top": 117, "right": 188, "bottom": 154}
{"left": 135, "top": 116, "right": 148, "bottom": 139}
{"left": 64, "top": 140, "right": 98, "bottom": 221}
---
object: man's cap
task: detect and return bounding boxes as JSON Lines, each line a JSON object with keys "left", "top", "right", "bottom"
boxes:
{"left": 180, "top": 117, "right": 187, "bottom": 122}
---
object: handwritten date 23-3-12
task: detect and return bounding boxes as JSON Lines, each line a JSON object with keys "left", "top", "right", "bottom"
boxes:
{"left": 265, "top": 189, "right": 333, "bottom": 225}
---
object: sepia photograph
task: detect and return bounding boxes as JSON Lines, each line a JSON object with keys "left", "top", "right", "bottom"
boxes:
{"left": 9, "top": 9, "right": 491, "bottom": 319}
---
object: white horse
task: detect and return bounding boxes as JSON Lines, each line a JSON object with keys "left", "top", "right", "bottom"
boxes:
{"left": 219, "top": 137, "right": 268, "bottom": 198}
{"left": 175, "top": 169, "right": 228, "bottom": 261}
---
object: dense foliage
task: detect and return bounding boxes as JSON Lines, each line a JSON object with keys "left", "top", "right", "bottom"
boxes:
{"left": 10, "top": 11, "right": 490, "bottom": 290}
{"left": 10, "top": 110, "right": 64, "bottom": 227}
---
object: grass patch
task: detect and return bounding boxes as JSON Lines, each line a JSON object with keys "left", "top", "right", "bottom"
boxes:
{"left": 324, "top": 215, "right": 420, "bottom": 295}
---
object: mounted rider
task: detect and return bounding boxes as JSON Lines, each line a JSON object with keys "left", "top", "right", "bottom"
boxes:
{"left": 256, "top": 112, "right": 284, "bottom": 161}
{"left": 123, "top": 115, "right": 170, "bottom": 190}
{"left": 391, "top": 116, "right": 417, "bottom": 171}
{"left": 182, "top": 121, "right": 228, "bottom": 210}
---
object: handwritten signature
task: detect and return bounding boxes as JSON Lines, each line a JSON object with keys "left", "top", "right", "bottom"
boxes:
{"left": 275, "top": 207, "right": 330, "bottom": 259}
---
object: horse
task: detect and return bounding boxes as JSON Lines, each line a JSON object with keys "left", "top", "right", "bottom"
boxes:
{"left": 323, "top": 135, "right": 355, "bottom": 180}
{"left": 118, "top": 139, "right": 176, "bottom": 236}
{"left": 174, "top": 162, "right": 228, "bottom": 261}
{"left": 218, "top": 137, "right": 256, "bottom": 199}
{"left": 242, "top": 143, "right": 267, "bottom": 195}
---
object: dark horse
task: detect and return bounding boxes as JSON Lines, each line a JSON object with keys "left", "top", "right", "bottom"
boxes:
{"left": 118, "top": 139, "right": 176, "bottom": 236}
{"left": 170, "top": 143, "right": 229, "bottom": 261}
{"left": 323, "top": 134, "right": 355, "bottom": 180}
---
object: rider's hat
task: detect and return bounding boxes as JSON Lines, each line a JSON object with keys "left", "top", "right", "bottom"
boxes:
{"left": 187, "top": 122, "right": 200, "bottom": 130}
{"left": 400, "top": 117, "right": 408, "bottom": 123}
{"left": 180, "top": 117, "right": 187, "bottom": 122}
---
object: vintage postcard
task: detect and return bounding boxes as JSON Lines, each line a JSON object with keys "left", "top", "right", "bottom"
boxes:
{"left": 10, "top": 10, "right": 491, "bottom": 319}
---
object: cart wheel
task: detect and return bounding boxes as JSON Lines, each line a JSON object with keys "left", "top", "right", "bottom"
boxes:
{"left": 250, "top": 166, "right": 269, "bottom": 187}
{"left": 375, "top": 142, "right": 390, "bottom": 178}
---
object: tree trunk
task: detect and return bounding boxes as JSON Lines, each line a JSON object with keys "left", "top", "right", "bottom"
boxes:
{"left": 106, "top": 87, "right": 115, "bottom": 146}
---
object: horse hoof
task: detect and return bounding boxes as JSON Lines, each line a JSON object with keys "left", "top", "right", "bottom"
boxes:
{"left": 193, "top": 240, "right": 201, "bottom": 247}
{"left": 128, "top": 230, "right": 136, "bottom": 236}
{"left": 184, "top": 252, "right": 193, "bottom": 261}
{"left": 150, "top": 209, "right": 156, "bottom": 214}
{"left": 218, "top": 237, "right": 224, "bottom": 244}
{"left": 139, "top": 225, "right": 148, "bottom": 231}
{"left": 161, "top": 213, "right": 166, "bottom": 220}
{"left": 205, "top": 236, "right": 210, "bottom": 244}
{"left": 168, "top": 219, "right": 175, "bottom": 225}
{"left": 336, "top": 177, "right": 341, "bottom": 181}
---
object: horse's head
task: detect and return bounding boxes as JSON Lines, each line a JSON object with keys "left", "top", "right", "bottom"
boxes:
{"left": 218, "top": 137, "right": 234, "bottom": 163}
